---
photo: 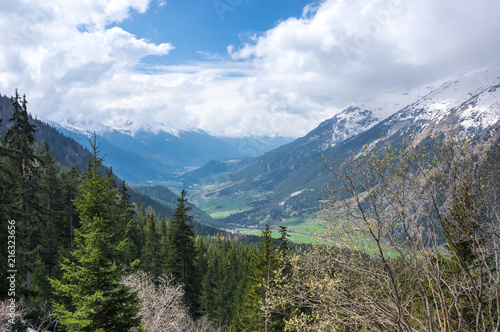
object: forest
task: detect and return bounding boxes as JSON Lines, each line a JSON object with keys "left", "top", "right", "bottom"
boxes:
{"left": 1, "top": 92, "right": 500, "bottom": 331}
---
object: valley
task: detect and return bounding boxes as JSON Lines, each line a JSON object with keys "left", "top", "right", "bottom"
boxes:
{"left": 188, "top": 182, "right": 324, "bottom": 243}
{"left": 3, "top": 1, "right": 500, "bottom": 330}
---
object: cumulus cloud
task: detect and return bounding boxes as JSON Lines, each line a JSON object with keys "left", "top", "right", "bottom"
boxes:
{"left": 1, "top": 0, "right": 499, "bottom": 138}
{"left": 230, "top": 0, "right": 500, "bottom": 114}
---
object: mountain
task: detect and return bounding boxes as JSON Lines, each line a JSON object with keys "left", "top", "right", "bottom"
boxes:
{"left": 133, "top": 185, "right": 224, "bottom": 230}
{"left": 180, "top": 157, "right": 253, "bottom": 186}
{"left": 1, "top": 93, "right": 92, "bottom": 171}
{"left": 50, "top": 120, "right": 293, "bottom": 186}
{"left": 192, "top": 65, "right": 500, "bottom": 227}
{"left": 0, "top": 93, "right": 223, "bottom": 234}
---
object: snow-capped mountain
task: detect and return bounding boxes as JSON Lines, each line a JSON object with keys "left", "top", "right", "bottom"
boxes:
{"left": 309, "top": 84, "right": 437, "bottom": 151}
{"left": 49, "top": 119, "right": 292, "bottom": 185}
{"left": 315, "top": 106, "right": 381, "bottom": 150}
{"left": 379, "top": 65, "right": 500, "bottom": 142}
{"left": 202, "top": 64, "right": 500, "bottom": 226}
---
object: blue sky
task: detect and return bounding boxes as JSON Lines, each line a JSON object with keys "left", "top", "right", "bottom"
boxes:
{"left": 116, "top": 0, "right": 312, "bottom": 64}
{"left": 1, "top": 0, "right": 500, "bottom": 137}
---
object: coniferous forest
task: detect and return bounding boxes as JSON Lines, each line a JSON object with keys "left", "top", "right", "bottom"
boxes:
{"left": 0, "top": 92, "right": 292, "bottom": 331}
{"left": 2, "top": 92, "right": 500, "bottom": 332}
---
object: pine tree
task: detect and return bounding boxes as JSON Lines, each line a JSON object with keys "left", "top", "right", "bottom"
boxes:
{"left": 0, "top": 117, "right": 16, "bottom": 299}
{"left": 141, "top": 211, "right": 161, "bottom": 276}
{"left": 50, "top": 136, "right": 141, "bottom": 331}
{"left": 238, "top": 223, "right": 279, "bottom": 331}
{"left": 165, "top": 189, "right": 200, "bottom": 317}
{"left": 4, "top": 90, "right": 39, "bottom": 291}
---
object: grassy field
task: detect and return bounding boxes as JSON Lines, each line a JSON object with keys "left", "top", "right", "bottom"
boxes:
{"left": 189, "top": 184, "right": 270, "bottom": 219}
{"left": 234, "top": 217, "right": 331, "bottom": 244}
{"left": 187, "top": 182, "right": 333, "bottom": 244}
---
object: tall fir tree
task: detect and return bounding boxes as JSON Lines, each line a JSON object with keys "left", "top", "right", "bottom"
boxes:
{"left": 165, "top": 189, "right": 201, "bottom": 317}
{"left": 50, "top": 136, "right": 141, "bottom": 331}
{"left": 4, "top": 90, "right": 39, "bottom": 291}
{"left": 37, "top": 142, "right": 61, "bottom": 275}
{"left": 0, "top": 117, "right": 16, "bottom": 299}
{"left": 237, "top": 223, "right": 282, "bottom": 332}
{"left": 140, "top": 211, "right": 161, "bottom": 276}
{"left": 60, "top": 166, "right": 81, "bottom": 252}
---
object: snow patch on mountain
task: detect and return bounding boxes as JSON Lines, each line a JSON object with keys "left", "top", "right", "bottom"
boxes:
{"left": 315, "top": 84, "right": 440, "bottom": 150}
{"left": 380, "top": 64, "right": 500, "bottom": 141}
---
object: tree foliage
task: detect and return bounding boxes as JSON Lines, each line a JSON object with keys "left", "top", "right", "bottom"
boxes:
{"left": 270, "top": 135, "right": 500, "bottom": 331}
{"left": 0, "top": 92, "right": 271, "bottom": 331}
{"left": 166, "top": 189, "right": 201, "bottom": 316}
{"left": 50, "top": 137, "right": 141, "bottom": 331}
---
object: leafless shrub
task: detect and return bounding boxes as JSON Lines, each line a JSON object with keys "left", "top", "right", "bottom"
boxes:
{"left": 123, "top": 270, "right": 225, "bottom": 332}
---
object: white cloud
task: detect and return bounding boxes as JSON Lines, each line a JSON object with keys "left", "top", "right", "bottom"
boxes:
{"left": 230, "top": 0, "right": 500, "bottom": 114}
{"left": 1, "top": 0, "right": 500, "bottom": 138}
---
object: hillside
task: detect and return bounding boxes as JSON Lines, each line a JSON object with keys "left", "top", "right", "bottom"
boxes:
{"left": 0, "top": 93, "right": 222, "bottom": 234}
{"left": 134, "top": 185, "right": 225, "bottom": 230}
{"left": 180, "top": 157, "right": 253, "bottom": 186}
{"left": 51, "top": 120, "right": 293, "bottom": 186}
{"left": 190, "top": 65, "right": 500, "bottom": 227}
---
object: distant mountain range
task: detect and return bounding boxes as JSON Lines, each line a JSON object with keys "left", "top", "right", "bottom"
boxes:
{"left": 0, "top": 95, "right": 223, "bottom": 234}
{"left": 49, "top": 121, "right": 293, "bottom": 186}
{"left": 3, "top": 64, "right": 499, "bottom": 229}
{"left": 191, "top": 65, "right": 500, "bottom": 227}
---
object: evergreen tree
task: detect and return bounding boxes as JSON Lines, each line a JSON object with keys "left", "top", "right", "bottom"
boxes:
{"left": 443, "top": 182, "right": 485, "bottom": 267}
{"left": 159, "top": 217, "right": 168, "bottom": 267}
{"left": 50, "top": 137, "right": 141, "bottom": 331}
{"left": 115, "top": 180, "right": 137, "bottom": 266}
{"left": 274, "top": 225, "right": 291, "bottom": 330}
{"left": 141, "top": 211, "right": 161, "bottom": 276}
{"left": 277, "top": 225, "right": 290, "bottom": 259}
{"left": 203, "top": 234, "right": 233, "bottom": 325}
{"left": 165, "top": 189, "right": 200, "bottom": 317}
{"left": 60, "top": 166, "right": 81, "bottom": 252}
{"left": 238, "top": 223, "right": 279, "bottom": 331}
{"left": 4, "top": 90, "right": 39, "bottom": 291}
{"left": 0, "top": 117, "right": 16, "bottom": 299}
{"left": 37, "top": 142, "right": 62, "bottom": 275}
{"left": 129, "top": 203, "right": 147, "bottom": 265}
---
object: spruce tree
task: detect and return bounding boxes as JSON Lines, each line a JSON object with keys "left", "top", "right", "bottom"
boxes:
{"left": 61, "top": 166, "right": 80, "bottom": 251}
{"left": 238, "top": 223, "right": 278, "bottom": 331}
{"left": 4, "top": 90, "right": 39, "bottom": 291}
{"left": 165, "top": 189, "right": 200, "bottom": 316}
{"left": 141, "top": 211, "right": 161, "bottom": 276}
{"left": 50, "top": 136, "right": 141, "bottom": 331}
{"left": 0, "top": 117, "right": 15, "bottom": 299}
{"left": 38, "top": 142, "right": 61, "bottom": 274}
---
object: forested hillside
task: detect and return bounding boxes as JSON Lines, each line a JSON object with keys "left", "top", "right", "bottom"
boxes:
{"left": 2, "top": 91, "right": 500, "bottom": 331}
{"left": 0, "top": 93, "right": 224, "bottom": 235}
{"left": 197, "top": 66, "right": 500, "bottom": 228}
{"left": 0, "top": 92, "right": 294, "bottom": 331}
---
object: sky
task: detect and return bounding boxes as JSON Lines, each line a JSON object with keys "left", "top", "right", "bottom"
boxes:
{"left": 1, "top": 0, "right": 500, "bottom": 138}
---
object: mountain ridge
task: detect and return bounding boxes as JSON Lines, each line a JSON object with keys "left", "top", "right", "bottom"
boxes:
{"left": 49, "top": 119, "right": 293, "bottom": 186}
{"left": 191, "top": 65, "right": 500, "bottom": 226}
{"left": 0, "top": 93, "right": 223, "bottom": 234}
